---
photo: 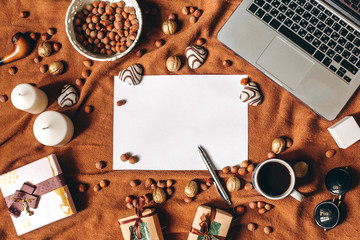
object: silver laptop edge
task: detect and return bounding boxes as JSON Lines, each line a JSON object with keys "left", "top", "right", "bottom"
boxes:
{"left": 218, "top": 0, "right": 360, "bottom": 121}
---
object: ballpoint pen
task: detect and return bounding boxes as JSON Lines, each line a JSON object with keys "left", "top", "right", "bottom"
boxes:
{"left": 198, "top": 145, "right": 232, "bottom": 206}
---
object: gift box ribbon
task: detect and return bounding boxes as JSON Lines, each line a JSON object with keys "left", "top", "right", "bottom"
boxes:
{"left": 190, "top": 207, "right": 226, "bottom": 240}
{"left": 119, "top": 196, "right": 156, "bottom": 239}
{"left": 4, "top": 174, "right": 66, "bottom": 218}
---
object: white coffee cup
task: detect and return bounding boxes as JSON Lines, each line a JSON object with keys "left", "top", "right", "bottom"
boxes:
{"left": 251, "top": 159, "right": 305, "bottom": 201}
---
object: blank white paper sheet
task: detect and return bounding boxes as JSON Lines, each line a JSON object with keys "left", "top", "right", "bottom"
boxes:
{"left": 113, "top": 75, "right": 248, "bottom": 170}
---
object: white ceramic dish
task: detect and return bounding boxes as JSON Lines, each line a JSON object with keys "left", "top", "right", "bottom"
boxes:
{"left": 65, "top": 0, "right": 143, "bottom": 61}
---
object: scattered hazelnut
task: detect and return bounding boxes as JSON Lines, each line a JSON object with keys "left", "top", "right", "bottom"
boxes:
{"left": 0, "top": 95, "right": 8, "bottom": 103}
{"left": 155, "top": 39, "right": 164, "bottom": 47}
{"left": 241, "top": 160, "right": 249, "bottom": 168}
{"left": 182, "top": 7, "right": 189, "bottom": 15}
{"left": 144, "top": 178, "right": 154, "bottom": 188}
{"left": 267, "top": 152, "right": 276, "bottom": 159}
{"left": 8, "top": 67, "right": 17, "bottom": 75}
{"left": 83, "top": 59, "right": 93, "bottom": 68}
{"left": 150, "top": 183, "right": 156, "bottom": 189}
{"left": 286, "top": 138, "right": 293, "bottom": 148}
{"left": 189, "top": 16, "right": 197, "bottom": 23}
{"left": 200, "top": 182, "right": 208, "bottom": 191}
{"left": 166, "top": 179, "right": 174, "bottom": 188}
{"left": 47, "top": 28, "right": 56, "bottom": 35}
{"left": 143, "top": 193, "right": 152, "bottom": 203}
{"left": 264, "top": 204, "right": 272, "bottom": 211}
{"left": 257, "top": 201, "right": 266, "bottom": 208}
{"left": 40, "top": 64, "right": 48, "bottom": 73}
{"left": 99, "top": 180, "right": 108, "bottom": 188}
{"left": 166, "top": 56, "right": 181, "bottom": 72}
{"left": 249, "top": 202, "right": 257, "bottom": 209}
{"left": 168, "top": 13, "right": 177, "bottom": 20}
{"left": 120, "top": 153, "right": 130, "bottom": 162}
{"left": 125, "top": 196, "right": 133, "bottom": 203}
{"left": 82, "top": 69, "right": 91, "bottom": 78}
{"left": 20, "top": 11, "right": 30, "bottom": 18}
{"left": 258, "top": 208, "right": 266, "bottom": 214}
{"left": 244, "top": 182, "right": 253, "bottom": 191}
{"left": 222, "top": 167, "right": 230, "bottom": 174}
{"left": 272, "top": 137, "right": 286, "bottom": 154}
{"left": 293, "top": 161, "right": 309, "bottom": 178}
{"left": 247, "top": 164, "right": 255, "bottom": 173}
{"left": 325, "top": 149, "right": 336, "bottom": 158}
{"left": 84, "top": 105, "right": 93, "bottom": 114}
{"left": 29, "top": 32, "right": 38, "bottom": 40}
{"left": 41, "top": 33, "right": 51, "bottom": 41}
{"left": 184, "top": 196, "right": 193, "bottom": 203}
{"left": 126, "top": 202, "right": 134, "bottom": 209}
{"left": 235, "top": 205, "right": 245, "bottom": 215}
{"left": 157, "top": 180, "right": 166, "bottom": 188}
{"left": 116, "top": 100, "right": 126, "bottom": 106}
{"left": 185, "top": 180, "right": 198, "bottom": 197}
{"left": 93, "top": 184, "right": 101, "bottom": 192}
{"left": 240, "top": 78, "right": 249, "bottom": 86}
{"left": 166, "top": 187, "right": 174, "bottom": 196}
{"left": 222, "top": 60, "right": 232, "bottom": 67}
{"left": 129, "top": 180, "right": 139, "bottom": 187}
{"left": 205, "top": 178, "right": 213, "bottom": 186}
{"left": 153, "top": 187, "right": 166, "bottom": 203}
{"left": 189, "top": 7, "right": 196, "bottom": 14}
{"left": 49, "top": 61, "right": 64, "bottom": 75}
{"left": 230, "top": 166, "right": 238, "bottom": 174}
{"left": 75, "top": 78, "right": 84, "bottom": 87}
{"left": 132, "top": 199, "right": 138, "bottom": 208}
{"left": 136, "top": 49, "right": 144, "bottom": 57}
{"left": 34, "top": 56, "right": 42, "bottom": 63}
{"left": 226, "top": 176, "right": 241, "bottom": 192}
{"left": 194, "top": 9, "right": 202, "bottom": 18}
{"left": 238, "top": 167, "right": 247, "bottom": 175}
{"left": 78, "top": 183, "right": 87, "bottom": 192}
{"left": 264, "top": 226, "right": 273, "bottom": 234}
{"left": 129, "top": 156, "right": 137, "bottom": 164}
{"left": 95, "top": 161, "right": 106, "bottom": 169}
{"left": 247, "top": 223, "right": 257, "bottom": 231}
{"left": 196, "top": 38, "right": 205, "bottom": 45}
{"left": 162, "top": 19, "right": 177, "bottom": 35}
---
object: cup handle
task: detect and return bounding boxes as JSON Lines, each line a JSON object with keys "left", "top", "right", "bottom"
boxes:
{"left": 290, "top": 189, "right": 305, "bottom": 202}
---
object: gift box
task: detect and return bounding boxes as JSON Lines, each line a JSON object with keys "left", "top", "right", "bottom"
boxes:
{"left": 118, "top": 197, "right": 164, "bottom": 240}
{"left": 0, "top": 154, "right": 77, "bottom": 235}
{"left": 188, "top": 205, "right": 233, "bottom": 240}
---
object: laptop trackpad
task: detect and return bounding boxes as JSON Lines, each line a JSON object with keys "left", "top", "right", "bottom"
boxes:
{"left": 256, "top": 37, "right": 314, "bottom": 90}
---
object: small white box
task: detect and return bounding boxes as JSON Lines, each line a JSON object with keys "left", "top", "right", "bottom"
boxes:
{"left": 328, "top": 116, "right": 360, "bottom": 149}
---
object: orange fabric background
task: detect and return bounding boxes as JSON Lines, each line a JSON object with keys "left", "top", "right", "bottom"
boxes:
{"left": 0, "top": 0, "right": 359, "bottom": 239}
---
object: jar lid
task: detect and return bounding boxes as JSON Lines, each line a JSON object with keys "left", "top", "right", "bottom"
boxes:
{"left": 314, "top": 201, "right": 340, "bottom": 230}
{"left": 325, "top": 167, "right": 352, "bottom": 195}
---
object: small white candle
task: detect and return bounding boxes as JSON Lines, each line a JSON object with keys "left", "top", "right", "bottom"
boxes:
{"left": 11, "top": 83, "right": 48, "bottom": 114}
{"left": 33, "top": 111, "right": 74, "bottom": 147}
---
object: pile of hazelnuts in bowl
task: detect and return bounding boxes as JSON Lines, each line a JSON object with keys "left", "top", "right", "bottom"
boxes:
{"left": 66, "top": 0, "right": 142, "bottom": 61}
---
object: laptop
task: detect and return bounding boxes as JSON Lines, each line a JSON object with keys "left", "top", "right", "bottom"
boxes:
{"left": 218, "top": 0, "right": 360, "bottom": 121}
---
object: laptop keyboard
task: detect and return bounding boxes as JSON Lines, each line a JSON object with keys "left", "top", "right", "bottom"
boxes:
{"left": 247, "top": 0, "right": 360, "bottom": 82}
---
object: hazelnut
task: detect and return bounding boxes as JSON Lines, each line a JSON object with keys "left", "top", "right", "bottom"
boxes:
{"left": 93, "top": 184, "right": 101, "bottom": 192}
{"left": 83, "top": 59, "right": 93, "bottom": 68}
{"left": 30, "top": 32, "right": 38, "bottom": 40}
{"left": 162, "top": 19, "right": 177, "bottom": 35}
{"left": 272, "top": 137, "right": 286, "bottom": 154}
{"left": 82, "top": 69, "right": 91, "bottom": 78}
{"left": 38, "top": 41, "right": 52, "bottom": 57}
{"left": 75, "top": 78, "right": 84, "bottom": 87}
{"left": 238, "top": 167, "right": 247, "bottom": 175}
{"left": 166, "top": 179, "right": 174, "bottom": 188}
{"left": 49, "top": 61, "right": 64, "bottom": 75}
{"left": 126, "top": 202, "right": 134, "bottom": 209}
{"left": 47, "top": 28, "right": 56, "bottom": 35}
{"left": 166, "top": 56, "right": 181, "bottom": 72}
{"left": 136, "top": 49, "right": 144, "bottom": 57}
{"left": 264, "top": 204, "right": 272, "bottom": 211}
{"left": 168, "top": 13, "right": 177, "bottom": 20}
{"left": 8, "top": 67, "right": 17, "bottom": 75}
{"left": 182, "top": 7, "right": 189, "bottom": 15}
{"left": 99, "top": 180, "right": 108, "bottom": 188}
{"left": 267, "top": 152, "right": 276, "bottom": 159}
{"left": 41, "top": 33, "right": 51, "bottom": 41}
{"left": 78, "top": 183, "right": 87, "bottom": 192}
{"left": 226, "top": 176, "right": 241, "bottom": 192}
{"left": 240, "top": 78, "right": 249, "bottom": 86}
{"left": 222, "top": 60, "right": 232, "bottom": 67}
{"left": 241, "top": 160, "right": 249, "bottom": 168}
{"left": 325, "top": 149, "right": 336, "bottom": 158}
{"left": 257, "top": 201, "right": 266, "bottom": 208}
{"left": 155, "top": 39, "right": 164, "bottom": 47}
{"left": 125, "top": 196, "right": 133, "bottom": 203}
{"left": 247, "top": 164, "right": 255, "bottom": 172}
{"left": 150, "top": 183, "right": 156, "bottom": 189}
{"left": 235, "top": 205, "right": 245, "bottom": 215}
{"left": 129, "top": 156, "right": 137, "bottom": 164}
{"left": 157, "top": 180, "right": 166, "bottom": 188}
{"left": 143, "top": 193, "right": 152, "bottom": 203}
{"left": 95, "top": 161, "right": 106, "bottom": 169}
{"left": 244, "top": 182, "right": 253, "bottom": 191}
{"left": 200, "top": 182, "right": 208, "bottom": 191}
{"left": 144, "top": 178, "right": 154, "bottom": 188}
{"left": 222, "top": 167, "right": 230, "bottom": 174}
{"left": 84, "top": 105, "right": 93, "bottom": 114}
{"left": 196, "top": 38, "right": 205, "bottom": 45}
{"left": 249, "top": 202, "right": 257, "bottom": 209}
{"left": 230, "top": 166, "right": 238, "bottom": 174}
{"left": 205, "top": 178, "right": 213, "bottom": 186}
{"left": 258, "top": 208, "right": 266, "bottom": 214}
{"left": 184, "top": 196, "right": 193, "bottom": 203}
{"left": 189, "top": 16, "right": 197, "bottom": 23}
{"left": 0, "top": 95, "right": 8, "bottom": 103}
{"left": 34, "top": 56, "right": 42, "bottom": 63}
{"left": 194, "top": 9, "right": 202, "bottom": 18}
{"left": 166, "top": 187, "right": 174, "bottom": 196}
{"left": 286, "top": 138, "right": 293, "bottom": 148}
{"left": 264, "top": 226, "right": 273, "bottom": 234}
{"left": 20, "top": 11, "right": 30, "bottom": 18}
{"left": 247, "top": 223, "right": 257, "bottom": 231}
{"left": 153, "top": 187, "right": 166, "bottom": 203}
{"left": 116, "top": 100, "right": 126, "bottom": 106}
{"left": 129, "top": 180, "right": 139, "bottom": 187}
{"left": 120, "top": 153, "right": 130, "bottom": 162}
{"left": 185, "top": 180, "right": 198, "bottom": 197}
{"left": 40, "top": 64, "right": 48, "bottom": 73}
{"left": 293, "top": 161, "right": 309, "bottom": 178}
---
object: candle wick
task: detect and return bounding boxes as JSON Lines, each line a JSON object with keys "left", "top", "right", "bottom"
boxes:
{"left": 42, "top": 127, "right": 49, "bottom": 130}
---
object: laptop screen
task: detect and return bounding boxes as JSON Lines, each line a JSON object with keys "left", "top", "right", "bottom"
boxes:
{"left": 324, "top": 0, "right": 360, "bottom": 26}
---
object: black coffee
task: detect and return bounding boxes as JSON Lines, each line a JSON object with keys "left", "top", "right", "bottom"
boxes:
{"left": 258, "top": 162, "right": 291, "bottom": 196}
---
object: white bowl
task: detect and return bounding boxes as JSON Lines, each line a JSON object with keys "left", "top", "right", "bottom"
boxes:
{"left": 65, "top": 0, "right": 143, "bottom": 61}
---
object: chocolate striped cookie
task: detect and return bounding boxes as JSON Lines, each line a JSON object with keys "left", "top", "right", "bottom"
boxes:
{"left": 119, "top": 64, "right": 143, "bottom": 85}
{"left": 58, "top": 84, "right": 78, "bottom": 107}
{"left": 240, "top": 82, "right": 263, "bottom": 106}
{"left": 185, "top": 45, "right": 207, "bottom": 69}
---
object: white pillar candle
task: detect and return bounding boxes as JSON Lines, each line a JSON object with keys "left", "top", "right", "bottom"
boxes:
{"left": 11, "top": 83, "right": 48, "bottom": 114}
{"left": 33, "top": 111, "right": 74, "bottom": 147}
